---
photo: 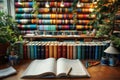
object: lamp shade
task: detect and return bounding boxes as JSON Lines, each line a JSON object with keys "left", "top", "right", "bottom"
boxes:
{"left": 104, "top": 43, "right": 120, "bottom": 54}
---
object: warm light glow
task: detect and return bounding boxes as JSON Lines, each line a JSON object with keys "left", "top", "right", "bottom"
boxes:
{"left": 92, "top": 0, "right": 97, "bottom": 4}
{"left": 60, "top": 0, "right": 64, "bottom": 7}
{"left": 45, "top": 1, "right": 50, "bottom": 7}
{"left": 18, "top": 0, "right": 22, "bottom": 4}
{"left": 77, "top": 1, "right": 80, "bottom": 7}
{"left": 77, "top": 1, "right": 83, "bottom": 7}
{"left": 89, "top": 8, "right": 94, "bottom": 12}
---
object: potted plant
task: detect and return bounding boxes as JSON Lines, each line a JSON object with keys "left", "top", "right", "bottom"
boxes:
{"left": 89, "top": 0, "right": 120, "bottom": 48}
{"left": 0, "top": 11, "right": 22, "bottom": 55}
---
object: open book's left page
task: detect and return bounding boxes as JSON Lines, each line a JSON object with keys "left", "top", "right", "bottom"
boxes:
{"left": 21, "top": 58, "right": 56, "bottom": 78}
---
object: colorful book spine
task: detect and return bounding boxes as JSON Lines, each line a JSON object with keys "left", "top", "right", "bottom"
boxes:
{"left": 37, "top": 43, "right": 41, "bottom": 59}
{"left": 57, "top": 43, "right": 62, "bottom": 58}
{"left": 53, "top": 43, "right": 57, "bottom": 59}
{"left": 67, "top": 44, "right": 70, "bottom": 59}
{"left": 72, "top": 44, "right": 76, "bottom": 59}
{"left": 41, "top": 43, "right": 45, "bottom": 59}
{"left": 23, "top": 43, "right": 28, "bottom": 59}
{"left": 49, "top": 43, "right": 54, "bottom": 58}
{"left": 45, "top": 43, "right": 49, "bottom": 58}
{"left": 62, "top": 43, "right": 67, "bottom": 58}
{"left": 69, "top": 44, "right": 73, "bottom": 59}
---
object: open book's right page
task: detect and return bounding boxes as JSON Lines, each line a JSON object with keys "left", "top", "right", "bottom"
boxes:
{"left": 57, "top": 58, "right": 90, "bottom": 77}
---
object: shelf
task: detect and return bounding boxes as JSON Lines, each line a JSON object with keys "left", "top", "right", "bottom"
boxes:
{"left": 23, "top": 34, "right": 107, "bottom": 42}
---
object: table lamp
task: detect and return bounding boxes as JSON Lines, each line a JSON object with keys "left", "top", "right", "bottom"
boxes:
{"left": 104, "top": 43, "right": 120, "bottom": 66}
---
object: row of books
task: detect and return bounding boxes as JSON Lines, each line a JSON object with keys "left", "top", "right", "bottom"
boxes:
{"left": 15, "top": 2, "right": 96, "bottom": 8}
{"left": 15, "top": 8, "right": 94, "bottom": 13}
{"left": 17, "top": 24, "right": 93, "bottom": 30}
{"left": 15, "top": 14, "right": 95, "bottom": 19}
{"left": 15, "top": 0, "right": 94, "bottom": 2}
{"left": 16, "top": 19, "right": 91, "bottom": 25}
{"left": 15, "top": 41, "right": 109, "bottom": 60}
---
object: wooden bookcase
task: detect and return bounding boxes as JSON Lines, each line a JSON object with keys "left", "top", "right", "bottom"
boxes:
{"left": 15, "top": 0, "right": 106, "bottom": 42}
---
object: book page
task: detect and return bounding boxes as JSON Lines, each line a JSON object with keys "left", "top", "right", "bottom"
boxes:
{"left": 57, "top": 58, "right": 90, "bottom": 77}
{"left": 21, "top": 58, "right": 56, "bottom": 78}
{"left": 56, "top": 58, "right": 71, "bottom": 77}
{"left": 0, "top": 67, "right": 17, "bottom": 78}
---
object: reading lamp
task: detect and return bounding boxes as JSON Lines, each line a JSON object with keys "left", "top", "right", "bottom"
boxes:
{"left": 104, "top": 43, "right": 120, "bottom": 66}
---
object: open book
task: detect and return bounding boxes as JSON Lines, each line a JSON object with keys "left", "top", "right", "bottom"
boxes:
{"left": 21, "top": 58, "right": 90, "bottom": 78}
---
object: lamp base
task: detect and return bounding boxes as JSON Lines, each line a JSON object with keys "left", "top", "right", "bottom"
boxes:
{"left": 101, "top": 56, "right": 109, "bottom": 65}
{"left": 109, "top": 57, "right": 117, "bottom": 66}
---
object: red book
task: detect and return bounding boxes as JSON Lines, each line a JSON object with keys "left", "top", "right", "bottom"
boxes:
{"left": 69, "top": 44, "right": 73, "bottom": 59}
{"left": 67, "top": 44, "right": 70, "bottom": 59}
{"left": 57, "top": 43, "right": 62, "bottom": 58}
{"left": 62, "top": 43, "right": 67, "bottom": 58}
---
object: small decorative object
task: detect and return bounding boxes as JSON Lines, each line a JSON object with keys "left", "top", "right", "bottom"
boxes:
{"left": 90, "top": 29, "right": 96, "bottom": 36}
{"left": 86, "top": 30, "right": 90, "bottom": 36}
{"left": 101, "top": 56, "right": 109, "bottom": 65}
{"left": 9, "top": 50, "right": 19, "bottom": 66}
{"left": 85, "top": 60, "right": 89, "bottom": 68}
{"left": 104, "top": 43, "right": 120, "bottom": 66}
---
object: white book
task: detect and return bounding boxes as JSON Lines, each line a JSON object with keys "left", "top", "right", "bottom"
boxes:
{"left": 0, "top": 67, "right": 17, "bottom": 78}
{"left": 21, "top": 58, "right": 90, "bottom": 78}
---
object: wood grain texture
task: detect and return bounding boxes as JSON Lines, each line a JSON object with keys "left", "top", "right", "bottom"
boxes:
{"left": 0, "top": 60, "right": 120, "bottom": 80}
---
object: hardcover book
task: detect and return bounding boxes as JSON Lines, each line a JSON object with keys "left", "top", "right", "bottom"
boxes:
{"left": 21, "top": 58, "right": 90, "bottom": 79}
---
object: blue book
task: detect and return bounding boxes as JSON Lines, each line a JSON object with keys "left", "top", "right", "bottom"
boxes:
{"left": 33, "top": 43, "right": 37, "bottom": 59}
{"left": 95, "top": 45, "right": 99, "bottom": 60}
{"left": 38, "top": 43, "right": 41, "bottom": 59}
{"left": 81, "top": 44, "right": 85, "bottom": 60}
{"left": 76, "top": 44, "right": 81, "bottom": 59}
{"left": 30, "top": 43, "right": 34, "bottom": 59}
{"left": 41, "top": 43, "right": 45, "bottom": 59}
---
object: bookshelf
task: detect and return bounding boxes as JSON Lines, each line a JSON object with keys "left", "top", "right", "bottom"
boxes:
{"left": 14, "top": 0, "right": 103, "bottom": 42}
{"left": 13, "top": 0, "right": 111, "bottom": 60}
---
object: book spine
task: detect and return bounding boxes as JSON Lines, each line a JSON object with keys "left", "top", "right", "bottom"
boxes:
{"left": 45, "top": 43, "right": 49, "bottom": 58}
{"left": 23, "top": 43, "right": 28, "bottom": 59}
{"left": 27, "top": 44, "right": 30, "bottom": 59}
{"left": 30, "top": 43, "right": 34, "bottom": 59}
{"left": 41, "top": 43, "right": 45, "bottom": 59}
{"left": 73, "top": 44, "right": 76, "bottom": 59}
{"left": 33, "top": 44, "right": 37, "bottom": 59}
{"left": 49, "top": 43, "right": 53, "bottom": 58}
{"left": 62, "top": 43, "right": 67, "bottom": 58}
{"left": 81, "top": 44, "right": 85, "bottom": 60}
{"left": 85, "top": 44, "right": 89, "bottom": 60}
{"left": 67, "top": 44, "right": 70, "bottom": 59}
{"left": 95, "top": 45, "right": 99, "bottom": 60}
{"left": 38, "top": 43, "right": 41, "bottom": 59}
{"left": 69, "top": 44, "right": 73, "bottom": 59}
{"left": 53, "top": 43, "right": 57, "bottom": 59}
{"left": 98, "top": 44, "right": 102, "bottom": 60}
{"left": 57, "top": 43, "right": 62, "bottom": 58}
